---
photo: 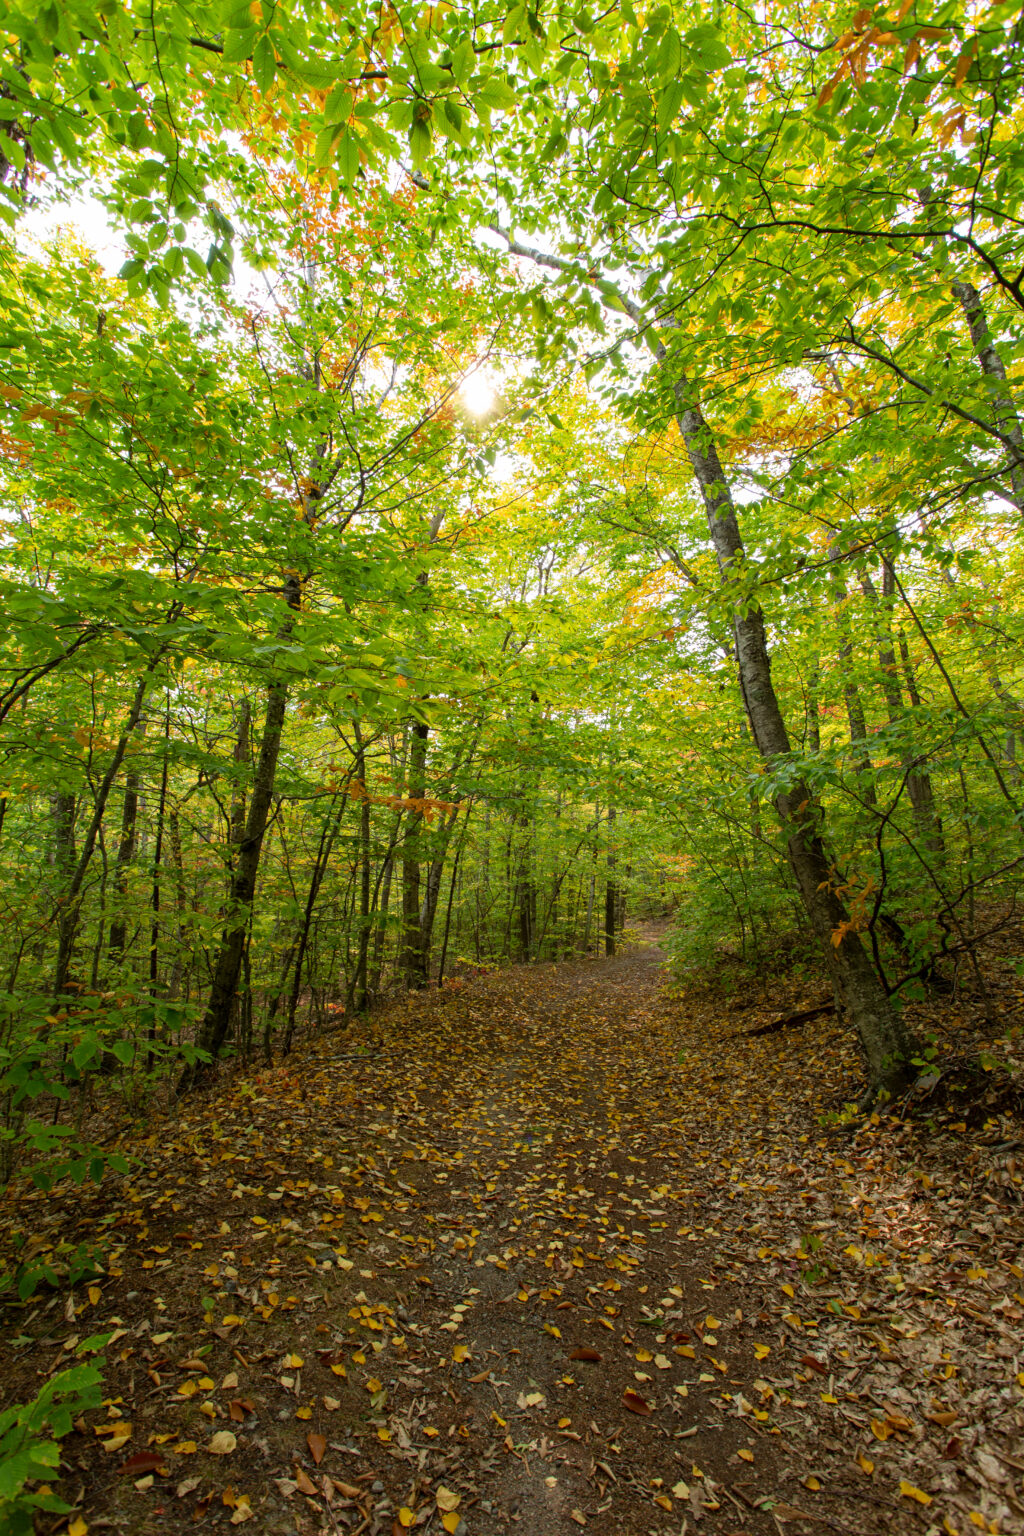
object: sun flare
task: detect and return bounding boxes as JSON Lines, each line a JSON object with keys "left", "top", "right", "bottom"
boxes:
{"left": 459, "top": 372, "right": 496, "bottom": 417}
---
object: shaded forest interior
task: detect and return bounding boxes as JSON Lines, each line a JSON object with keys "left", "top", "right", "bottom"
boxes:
{"left": 2, "top": 1, "right": 1024, "bottom": 1533}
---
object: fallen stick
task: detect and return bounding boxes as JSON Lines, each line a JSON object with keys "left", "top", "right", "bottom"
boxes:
{"left": 741, "top": 997, "right": 834, "bottom": 1037}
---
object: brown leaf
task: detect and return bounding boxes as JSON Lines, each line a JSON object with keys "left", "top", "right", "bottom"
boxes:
{"left": 307, "top": 1432, "right": 327, "bottom": 1466}
{"left": 569, "top": 1347, "right": 602, "bottom": 1362}
{"left": 622, "top": 1389, "right": 652, "bottom": 1416}
{"left": 294, "top": 1467, "right": 317, "bottom": 1497}
{"left": 333, "top": 1479, "right": 362, "bottom": 1499}
{"left": 118, "top": 1451, "right": 167, "bottom": 1476}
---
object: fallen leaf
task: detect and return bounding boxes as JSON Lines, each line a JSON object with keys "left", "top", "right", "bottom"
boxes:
{"left": 118, "top": 1451, "right": 166, "bottom": 1476}
{"left": 622, "top": 1389, "right": 653, "bottom": 1416}
{"left": 307, "top": 1433, "right": 327, "bottom": 1465}
{"left": 899, "top": 1482, "right": 932, "bottom": 1506}
{"left": 568, "top": 1347, "right": 602, "bottom": 1362}
{"left": 208, "top": 1431, "right": 237, "bottom": 1456}
{"left": 436, "top": 1487, "right": 461, "bottom": 1513}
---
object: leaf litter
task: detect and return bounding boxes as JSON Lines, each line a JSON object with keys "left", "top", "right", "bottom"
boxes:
{"left": 1, "top": 923, "right": 1023, "bottom": 1534}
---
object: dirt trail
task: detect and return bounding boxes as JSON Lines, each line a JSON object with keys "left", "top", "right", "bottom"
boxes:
{"left": 4, "top": 929, "right": 1023, "bottom": 1536}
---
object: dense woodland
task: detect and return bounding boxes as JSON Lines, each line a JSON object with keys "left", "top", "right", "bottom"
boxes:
{"left": 1, "top": 3, "right": 1024, "bottom": 1530}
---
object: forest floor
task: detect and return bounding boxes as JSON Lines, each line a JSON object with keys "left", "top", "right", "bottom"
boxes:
{"left": 3, "top": 926, "right": 1024, "bottom": 1536}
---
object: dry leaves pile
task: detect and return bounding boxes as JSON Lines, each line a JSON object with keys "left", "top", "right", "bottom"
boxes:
{"left": 1, "top": 926, "right": 1022, "bottom": 1536}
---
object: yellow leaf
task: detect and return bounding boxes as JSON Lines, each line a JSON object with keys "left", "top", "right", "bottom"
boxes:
{"left": 452, "top": 1344, "right": 470, "bottom": 1363}
{"left": 296, "top": 1406, "right": 312, "bottom": 1420}
{"left": 780, "top": 1284, "right": 794, "bottom": 1298}
{"left": 377, "top": 1427, "right": 391, "bottom": 1441}
{"left": 899, "top": 1482, "right": 932, "bottom": 1506}
{"left": 68, "top": 1520, "right": 88, "bottom": 1536}
{"left": 558, "top": 1417, "right": 571, "bottom": 1428}
{"left": 424, "top": 1426, "right": 440, "bottom": 1438}
{"left": 436, "top": 1487, "right": 461, "bottom": 1513}
{"left": 675, "top": 1345, "right": 695, "bottom": 1359}
{"left": 636, "top": 1348, "right": 653, "bottom": 1363}
{"left": 870, "top": 1419, "right": 890, "bottom": 1441}
{"left": 198, "top": 1377, "right": 215, "bottom": 1391}
{"left": 221, "top": 1315, "right": 243, "bottom": 1328}
{"left": 330, "top": 1362, "right": 347, "bottom": 1377}
{"left": 173, "top": 1441, "right": 198, "bottom": 1455}
{"left": 654, "top": 1494, "right": 673, "bottom": 1510}
{"left": 544, "top": 1323, "right": 561, "bottom": 1339}
{"left": 398, "top": 1509, "right": 415, "bottom": 1529}
{"left": 88, "top": 1286, "right": 101, "bottom": 1306}
{"left": 442, "top": 1516, "right": 460, "bottom": 1535}
{"left": 856, "top": 1452, "right": 874, "bottom": 1475}
{"left": 754, "top": 1343, "right": 770, "bottom": 1360}
{"left": 804, "top": 1476, "right": 821, "bottom": 1491}
{"left": 285, "top": 1353, "right": 304, "bottom": 1369}
{"left": 705, "top": 1316, "right": 721, "bottom": 1329}
{"left": 365, "top": 1377, "right": 383, "bottom": 1393}
{"left": 738, "top": 1448, "right": 754, "bottom": 1462}
{"left": 208, "top": 1431, "right": 237, "bottom": 1456}
{"left": 178, "top": 1380, "right": 198, "bottom": 1398}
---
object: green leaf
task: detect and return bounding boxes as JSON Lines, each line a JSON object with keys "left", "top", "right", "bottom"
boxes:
{"left": 252, "top": 35, "right": 277, "bottom": 95}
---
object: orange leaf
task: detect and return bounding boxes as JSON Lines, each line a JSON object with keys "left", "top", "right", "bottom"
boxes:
{"left": 307, "top": 1432, "right": 327, "bottom": 1466}
{"left": 622, "top": 1389, "right": 653, "bottom": 1416}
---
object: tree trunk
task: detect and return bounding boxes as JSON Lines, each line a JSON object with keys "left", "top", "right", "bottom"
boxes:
{"left": 52, "top": 664, "right": 158, "bottom": 1002}
{"left": 671, "top": 378, "right": 918, "bottom": 1095}
{"left": 107, "top": 767, "right": 140, "bottom": 964}
{"left": 183, "top": 672, "right": 290, "bottom": 1083}
{"left": 952, "top": 279, "right": 1024, "bottom": 510}
{"left": 828, "top": 544, "right": 877, "bottom": 810}
{"left": 604, "top": 803, "right": 617, "bottom": 958}
{"left": 352, "top": 727, "right": 372, "bottom": 1014}
{"left": 401, "top": 720, "right": 430, "bottom": 988}
{"left": 861, "top": 563, "right": 944, "bottom": 856}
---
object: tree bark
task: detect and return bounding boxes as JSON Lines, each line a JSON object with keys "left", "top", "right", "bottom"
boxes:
{"left": 182, "top": 669, "right": 290, "bottom": 1084}
{"left": 604, "top": 803, "right": 617, "bottom": 958}
{"left": 401, "top": 720, "right": 430, "bottom": 988}
{"left": 671, "top": 380, "right": 918, "bottom": 1094}
{"left": 952, "top": 279, "right": 1024, "bottom": 510}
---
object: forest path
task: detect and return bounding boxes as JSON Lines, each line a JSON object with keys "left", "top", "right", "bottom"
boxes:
{"left": 4, "top": 931, "right": 1021, "bottom": 1536}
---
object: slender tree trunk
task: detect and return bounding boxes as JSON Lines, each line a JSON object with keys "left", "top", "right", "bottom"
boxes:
{"left": 671, "top": 378, "right": 918, "bottom": 1094}
{"left": 952, "top": 279, "right": 1024, "bottom": 510}
{"left": 52, "top": 663, "right": 160, "bottom": 1002}
{"left": 806, "top": 666, "right": 821, "bottom": 754}
{"left": 401, "top": 720, "right": 430, "bottom": 988}
{"left": 352, "top": 727, "right": 372, "bottom": 1013}
{"left": 107, "top": 766, "right": 140, "bottom": 964}
{"left": 828, "top": 544, "right": 877, "bottom": 810}
{"left": 604, "top": 803, "right": 617, "bottom": 958}
{"left": 284, "top": 794, "right": 347, "bottom": 1052}
{"left": 167, "top": 809, "right": 188, "bottom": 1000}
{"left": 182, "top": 670, "right": 290, "bottom": 1084}
{"left": 861, "top": 564, "right": 944, "bottom": 855}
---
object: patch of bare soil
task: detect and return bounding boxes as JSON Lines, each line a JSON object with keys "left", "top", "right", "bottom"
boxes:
{"left": 2, "top": 927, "right": 1023, "bottom": 1536}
